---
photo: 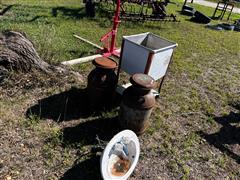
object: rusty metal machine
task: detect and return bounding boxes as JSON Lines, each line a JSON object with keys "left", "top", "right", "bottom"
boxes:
{"left": 99, "top": 0, "right": 179, "bottom": 22}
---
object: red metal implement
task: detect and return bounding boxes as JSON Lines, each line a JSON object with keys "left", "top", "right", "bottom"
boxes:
{"left": 100, "top": 0, "right": 121, "bottom": 57}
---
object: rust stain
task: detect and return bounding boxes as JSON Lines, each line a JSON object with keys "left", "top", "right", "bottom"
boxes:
{"left": 111, "top": 157, "right": 131, "bottom": 176}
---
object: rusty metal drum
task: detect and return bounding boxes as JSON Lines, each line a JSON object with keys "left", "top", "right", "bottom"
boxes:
{"left": 119, "top": 73, "right": 156, "bottom": 135}
{"left": 87, "top": 57, "right": 118, "bottom": 110}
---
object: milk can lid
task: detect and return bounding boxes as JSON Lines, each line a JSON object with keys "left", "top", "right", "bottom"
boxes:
{"left": 130, "top": 73, "right": 156, "bottom": 90}
{"left": 93, "top": 57, "right": 118, "bottom": 69}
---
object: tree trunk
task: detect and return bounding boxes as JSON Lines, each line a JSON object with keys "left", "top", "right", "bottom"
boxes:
{"left": 0, "top": 31, "right": 51, "bottom": 73}
{"left": 0, "top": 31, "right": 83, "bottom": 88}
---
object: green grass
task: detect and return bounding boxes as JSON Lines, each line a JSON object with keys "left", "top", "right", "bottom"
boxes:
{"left": 0, "top": 0, "right": 240, "bottom": 179}
{"left": 0, "top": 0, "right": 239, "bottom": 64}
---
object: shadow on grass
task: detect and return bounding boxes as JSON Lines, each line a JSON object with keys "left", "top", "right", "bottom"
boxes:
{"left": 26, "top": 87, "right": 94, "bottom": 122}
{"left": 26, "top": 86, "right": 121, "bottom": 178}
{"left": 0, "top": 4, "right": 88, "bottom": 23}
{"left": 211, "top": 16, "right": 222, "bottom": 20}
{"left": 60, "top": 116, "right": 121, "bottom": 179}
{"left": 69, "top": 50, "right": 86, "bottom": 57}
{"left": 26, "top": 86, "right": 121, "bottom": 122}
{"left": 62, "top": 116, "right": 121, "bottom": 147}
{"left": 52, "top": 7, "right": 86, "bottom": 19}
{"left": 198, "top": 110, "right": 240, "bottom": 164}
{"left": 184, "top": 18, "right": 206, "bottom": 24}
{"left": 28, "top": 15, "right": 49, "bottom": 22}
{"left": 59, "top": 155, "right": 102, "bottom": 180}
{"left": 0, "top": 5, "right": 13, "bottom": 15}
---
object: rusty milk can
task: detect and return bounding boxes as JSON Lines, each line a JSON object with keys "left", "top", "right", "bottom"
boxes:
{"left": 119, "top": 73, "right": 156, "bottom": 135}
{"left": 87, "top": 57, "right": 118, "bottom": 109}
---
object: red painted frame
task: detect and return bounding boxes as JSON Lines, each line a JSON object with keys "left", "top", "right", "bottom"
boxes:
{"left": 100, "top": 0, "right": 121, "bottom": 57}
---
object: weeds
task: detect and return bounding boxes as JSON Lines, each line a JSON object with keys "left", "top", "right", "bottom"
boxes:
{"left": 25, "top": 114, "right": 41, "bottom": 126}
{"left": 47, "top": 127, "right": 63, "bottom": 146}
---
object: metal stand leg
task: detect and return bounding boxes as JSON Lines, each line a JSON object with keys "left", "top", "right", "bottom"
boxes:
{"left": 212, "top": 2, "right": 220, "bottom": 19}
{"left": 220, "top": 3, "right": 227, "bottom": 20}
{"left": 227, "top": 5, "right": 234, "bottom": 20}
{"left": 158, "top": 51, "right": 175, "bottom": 94}
{"left": 116, "top": 40, "right": 125, "bottom": 85}
{"left": 158, "top": 76, "right": 165, "bottom": 94}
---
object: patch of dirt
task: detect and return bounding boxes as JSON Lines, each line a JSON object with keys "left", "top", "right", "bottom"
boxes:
{"left": 0, "top": 66, "right": 240, "bottom": 180}
{"left": 0, "top": 68, "right": 81, "bottom": 97}
{"left": 0, "top": 31, "right": 240, "bottom": 180}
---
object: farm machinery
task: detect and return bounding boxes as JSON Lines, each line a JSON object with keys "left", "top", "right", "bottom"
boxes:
{"left": 99, "top": 0, "right": 179, "bottom": 22}
{"left": 67, "top": 0, "right": 179, "bottom": 64}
